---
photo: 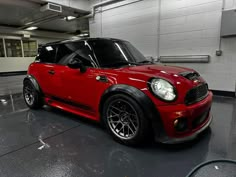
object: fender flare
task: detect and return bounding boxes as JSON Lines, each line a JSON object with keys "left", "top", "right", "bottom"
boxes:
{"left": 23, "top": 75, "right": 42, "bottom": 93}
{"left": 99, "top": 84, "right": 165, "bottom": 137}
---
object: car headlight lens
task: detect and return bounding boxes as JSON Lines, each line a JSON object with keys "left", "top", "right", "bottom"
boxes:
{"left": 150, "top": 78, "right": 176, "bottom": 101}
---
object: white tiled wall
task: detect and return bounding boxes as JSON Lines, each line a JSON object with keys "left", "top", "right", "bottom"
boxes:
{"left": 89, "top": 0, "right": 236, "bottom": 92}
{"left": 89, "top": 0, "right": 160, "bottom": 58}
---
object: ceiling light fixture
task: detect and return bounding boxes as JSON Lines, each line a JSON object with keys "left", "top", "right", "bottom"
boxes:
{"left": 79, "top": 33, "right": 89, "bottom": 37}
{"left": 65, "top": 16, "right": 76, "bottom": 21}
{"left": 25, "top": 26, "right": 38, "bottom": 31}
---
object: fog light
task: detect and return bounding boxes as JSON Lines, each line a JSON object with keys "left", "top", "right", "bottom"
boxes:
{"left": 174, "top": 118, "right": 188, "bottom": 132}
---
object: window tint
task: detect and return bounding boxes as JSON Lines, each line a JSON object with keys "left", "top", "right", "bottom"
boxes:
{"left": 5, "top": 39, "right": 22, "bottom": 57}
{"left": 38, "top": 45, "right": 57, "bottom": 63}
{"left": 88, "top": 40, "right": 126, "bottom": 67}
{"left": 56, "top": 42, "right": 97, "bottom": 67}
{"left": 0, "top": 39, "right": 4, "bottom": 57}
{"left": 88, "top": 40, "right": 146, "bottom": 67}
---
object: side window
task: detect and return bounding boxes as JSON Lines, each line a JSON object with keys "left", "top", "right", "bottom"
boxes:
{"left": 38, "top": 45, "right": 57, "bottom": 63}
{"left": 5, "top": 39, "right": 23, "bottom": 57}
{"left": 55, "top": 44, "right": 74, "bottom": 65}
{"left": 56, "top": 42, "right": 97, "bottom": 67}
{"left": 22, "top": 40, "right": 37, "bottom": 57}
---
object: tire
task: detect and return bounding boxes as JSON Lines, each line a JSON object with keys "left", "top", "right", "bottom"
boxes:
{"left": 23, "top": 80, "right": 43, "bottom": 109}
{"left": 102, "top": 94, "right": 150, "bottom": 146}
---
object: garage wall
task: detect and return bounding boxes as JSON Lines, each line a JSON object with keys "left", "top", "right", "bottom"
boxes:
{"left": 159, "top": 0, "right": 236, "bottom": 92}
{"left": 89, "top": 0, "right": 160, "bottom": 58}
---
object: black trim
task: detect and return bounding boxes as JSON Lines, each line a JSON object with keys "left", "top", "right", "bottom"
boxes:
{"left": 185, "top": 83, "right": 208, "bottom": 105}
{"left": 179, "top": 71, "right": 200, "bottom": 81}
{"left": 0, "top": 71, "right": 27, "bottom": 77}
{"left": 211, "top": 90, "right": 235, "bottom": 97}
{"left": 50, "top": 96, "right": 94, "bottom": 113}
{"left": 23, "top": 75, "right": 41, "bottom": 93}
{"left": 100, "top": 84, "right": 166, "bottom": 139}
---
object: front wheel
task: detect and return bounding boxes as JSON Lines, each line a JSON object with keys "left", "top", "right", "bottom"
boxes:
{"left": 23, "top": 80, "right": 43, "bottom": 109}
{"left": 102, "top": 94, "right": 150, "bottom": 146}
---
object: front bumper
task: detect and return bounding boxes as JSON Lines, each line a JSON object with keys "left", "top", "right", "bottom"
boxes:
{"left": 155, "top": 91, "right": 213, "bottom": 144}
{"left": 158, "top": 115, "right": 212, "bottom": 144}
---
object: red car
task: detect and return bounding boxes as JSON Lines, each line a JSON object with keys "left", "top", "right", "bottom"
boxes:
{"left": 23, "top": 38, "right": 213, "bottom": 145}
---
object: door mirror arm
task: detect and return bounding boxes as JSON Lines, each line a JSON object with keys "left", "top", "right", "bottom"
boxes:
{"left": 67, "top": 58, "right": 87, "bottom": 73}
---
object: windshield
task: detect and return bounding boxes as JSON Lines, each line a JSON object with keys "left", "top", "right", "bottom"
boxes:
{"left": 88, "top": 40, "right": 148, "bottom": 67}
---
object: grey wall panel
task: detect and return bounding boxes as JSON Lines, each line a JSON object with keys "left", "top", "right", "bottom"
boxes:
{"left": 221, "top": 9, "right": 236, "bottom": 37}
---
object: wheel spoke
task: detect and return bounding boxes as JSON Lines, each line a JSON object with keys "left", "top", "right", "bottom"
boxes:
{"left": 127, "top": 125, "right": 135, "bottom": 135}
{"left": 110, "top": 106, "right": 123, "bottom": 113}
{"left": 129, "top": 119, "right": 137, "bottom": 132}
{"left": 109, "top": 110, "right": 119, "bottom": 117}
{"left": 109, "top": 120, "right": 120, "bottom": 124}
{"left": 113, "top": 122, "right": 121, "bottom": 130}
{"left": 117, "top": 124, "right": 125, "bottom": 134}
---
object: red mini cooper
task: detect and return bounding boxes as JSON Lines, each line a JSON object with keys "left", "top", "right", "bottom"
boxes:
{"left": 23, "top": 38, "right": 213, "bottom": 145}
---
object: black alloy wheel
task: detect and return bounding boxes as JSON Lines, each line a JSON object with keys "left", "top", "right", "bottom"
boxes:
{"left": 103, "top": 94, "right": 150, "bottom": 145}
{"left": 23, "top": 80, "right": 43, "bottom": 109}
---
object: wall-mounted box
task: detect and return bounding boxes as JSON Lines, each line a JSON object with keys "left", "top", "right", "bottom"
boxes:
{"left": 221, "top": 9, "right": 236, "bottom": 37}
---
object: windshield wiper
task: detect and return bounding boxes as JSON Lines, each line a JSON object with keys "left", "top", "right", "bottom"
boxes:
{"left": 138, "top": 60, "right": 154, "bottom": 64}
{"left": 112, "top": 61, "right": 138, "bottom": 66}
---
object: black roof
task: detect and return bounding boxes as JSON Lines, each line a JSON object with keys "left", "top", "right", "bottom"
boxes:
{"left": 43, "top": 37, "right": 126, "bottom": 46}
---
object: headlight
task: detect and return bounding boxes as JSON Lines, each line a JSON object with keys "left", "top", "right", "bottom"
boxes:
{"left": 149, "top": 78, "right": 176, "bottom": 101}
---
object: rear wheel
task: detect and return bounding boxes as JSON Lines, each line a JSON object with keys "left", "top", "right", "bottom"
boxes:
{"left": 23, "top": 80, "right": 43, "bottom": 109}
{"left": 102, "top": 94, "right": 150, "bottom": 145}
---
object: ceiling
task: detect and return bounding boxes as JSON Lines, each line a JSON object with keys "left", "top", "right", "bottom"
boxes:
{"left": 0, "top": 0, "right": 90, "bottom": 34}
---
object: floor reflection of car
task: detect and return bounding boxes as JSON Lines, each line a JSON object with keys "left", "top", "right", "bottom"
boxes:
{"left": 23, "top": 38, "right": 213, "bottom": 145}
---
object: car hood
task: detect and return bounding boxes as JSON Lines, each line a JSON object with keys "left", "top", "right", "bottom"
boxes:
{"left": 119, "top": 64, "right": 195, "bottom": 76}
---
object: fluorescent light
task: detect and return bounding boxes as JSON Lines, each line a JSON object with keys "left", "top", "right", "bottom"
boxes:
{"left": 0, "top": 99, "right": 7, "bottom": 105}
{"left": 79, "top": 33, "right": 89, "bottom": 37}
{"left": 65, "top": 16, "right": 76, "bottom": 21}
{"left": 25, "top": 26, "right": 38, "bottom": 31}
{"left": 159, "top": 55, "right": 210, "bottom": 63}
{"left": 0, "top": 99, "right": 6, "bottom": 102}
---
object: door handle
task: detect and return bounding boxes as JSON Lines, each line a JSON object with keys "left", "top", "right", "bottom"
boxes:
{"left": 48, "top": 70, "right": 55, "bottom": 75}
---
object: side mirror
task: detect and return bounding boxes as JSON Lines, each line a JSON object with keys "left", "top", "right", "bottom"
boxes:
{"left": 67, "top": 58, "right": 87, "bottom": 73}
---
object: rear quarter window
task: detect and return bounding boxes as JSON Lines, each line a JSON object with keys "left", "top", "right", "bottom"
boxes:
{"left": 38, "top": 45, "right": 57, "bottom": 63}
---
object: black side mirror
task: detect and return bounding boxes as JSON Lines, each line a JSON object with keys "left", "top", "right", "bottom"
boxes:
{"left": 67, "top": 58, "right": 87, "bottom": 73}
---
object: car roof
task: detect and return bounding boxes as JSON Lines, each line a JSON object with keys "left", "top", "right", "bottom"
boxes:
{"left": 43, "top": 37, "right": 127, "bottom": 47}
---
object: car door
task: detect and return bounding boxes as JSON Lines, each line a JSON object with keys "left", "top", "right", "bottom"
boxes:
{"left": 55, "top": 41, "right": 101, "bottom": 114}
{"left": 36, "top": 45, "right": 63, "bottom": 97}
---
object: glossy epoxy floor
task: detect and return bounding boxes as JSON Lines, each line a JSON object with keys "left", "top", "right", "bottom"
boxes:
{"left": 0, "top": 93, "right": 236, "bottom": 177}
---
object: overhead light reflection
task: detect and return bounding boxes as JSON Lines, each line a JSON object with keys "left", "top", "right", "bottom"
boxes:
{"left": 25, "top": 26, "right": 38, "bottom": 31}
{"left": 0, "top": 99, "right": 8, "bottom": 105}
{"left": 115, "top": 43, "right": 128, "bottom": 61}
{"left": 64, "top": 16, "right": 76, "bottom": 21}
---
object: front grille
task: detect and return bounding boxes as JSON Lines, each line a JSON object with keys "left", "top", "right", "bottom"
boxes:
{"left": 185, "top": 83, "right": 208, "bottom": 105}
{"left": 192, "top": 109, "right": 210, "bottom": 129}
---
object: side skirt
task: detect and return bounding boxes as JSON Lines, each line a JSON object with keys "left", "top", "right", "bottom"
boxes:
{"left": 44, "top": 97, "right": 99, "bottom": 121}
